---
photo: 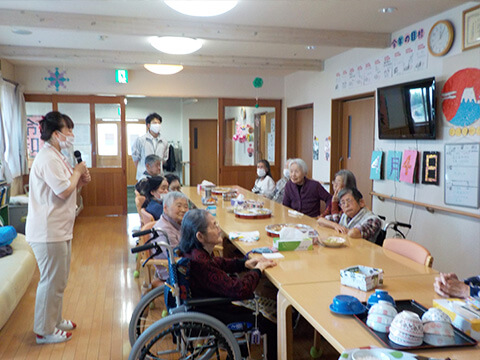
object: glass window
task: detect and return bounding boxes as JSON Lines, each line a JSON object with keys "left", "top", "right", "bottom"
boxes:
{"left": 224, "top": 106, "right": 276, "bottom": 166}
{"left": 127, "top": 121, "right": 146, "bottom": 156}
{"left": 26, "top": 102, "right": 53, "bottom": 168}
{"left": 58, "top": 103, "right": 92, "bottom": 167}
{"left": 95, "top": 103, "right": 122, "bottom": 168}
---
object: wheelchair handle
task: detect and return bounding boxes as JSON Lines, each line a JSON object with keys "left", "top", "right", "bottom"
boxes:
{"left": 132, "top": 228, "right": 155, "bottom": 237}
{"left": 131, "top": 240, "right": 172, "bottom": 254}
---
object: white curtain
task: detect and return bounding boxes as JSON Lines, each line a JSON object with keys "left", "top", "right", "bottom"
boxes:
{"left": 0, "top": 76, "right": 27, "bottom": 181}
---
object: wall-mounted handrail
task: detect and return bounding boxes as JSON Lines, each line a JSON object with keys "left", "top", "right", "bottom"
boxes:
{"left": 371, "top": 191, "right": 480, "bottom": 220}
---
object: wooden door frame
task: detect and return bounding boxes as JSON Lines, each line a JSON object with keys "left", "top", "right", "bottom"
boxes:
{"left": 286, "top": 104, "right": 313, "bottom": 176}
{"left": 189, "top": 118, "right": 218, "bottom": 185}
{"left": 330, "top": 92, "right": 375, "bottom": 192}
{"left": 218, "top": 98, "right": 282, "bottom": 185}
{"left": 24, "top": 94, "right": 127, "bottom": 215}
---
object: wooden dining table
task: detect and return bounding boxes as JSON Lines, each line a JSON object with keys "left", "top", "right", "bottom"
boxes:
{"left": 182, "top": 186, "right": 479, "bottom": 360}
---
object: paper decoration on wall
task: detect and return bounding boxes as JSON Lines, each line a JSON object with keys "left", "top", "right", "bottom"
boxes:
{"left": 324, "top": 136, "right": 331, "bottom": 161}
{"left": 422, "top": 151, "right": 440, "bottom": 185}
{"left": 44, "top": 67, "right": 70, "bottom": 92}
{"left": 26, "top": 116, "right": 44, "bottom": 158}
{"left": 313, "top": 136, "right": 319, "bottom": 160}
{"left": 399, "top": 150, "right": 418, "bottom": 183}
{"left": 232, "top": 122, "right": 253, "bottom": 143}
{"left": 387, "top": 151, "right": 402, "bottom": 181}
{"left": 370, "top": 151, "right": 383, "bottom": 180}
{"left": 441, "top": 68, "right": 480, "bottom": 137}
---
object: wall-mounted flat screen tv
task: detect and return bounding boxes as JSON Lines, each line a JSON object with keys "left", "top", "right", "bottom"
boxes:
{"left": 377, "top": 77, "right": 436, "bottom": 140}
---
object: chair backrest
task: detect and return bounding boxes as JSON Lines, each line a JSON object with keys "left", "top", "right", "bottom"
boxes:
{"left": 140, "top": 207, "right": 154, "bottom": 226}
{"left": 383, "top": 238, "right": 434, "bottom": 267}
{"left": 135, "top": 194, "right": 146, "bottom": 216}
{"left": 165, "top": 256, "right": 192, "bottom": 310}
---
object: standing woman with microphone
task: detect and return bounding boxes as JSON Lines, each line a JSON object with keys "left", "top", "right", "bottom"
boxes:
{"left": 26, "top": 111, "right": 91, "bottom": 344}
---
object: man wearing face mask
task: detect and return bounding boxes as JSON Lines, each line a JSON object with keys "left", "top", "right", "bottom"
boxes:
{"left": 271, "top": 159, "right": 292, "bottom": 203}
{"left": 131, "top": 113, "right": 169, "bottom": 181}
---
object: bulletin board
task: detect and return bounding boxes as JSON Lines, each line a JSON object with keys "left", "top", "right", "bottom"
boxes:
{"left": 444, "top": 143, "right": 480, "bottom": 209}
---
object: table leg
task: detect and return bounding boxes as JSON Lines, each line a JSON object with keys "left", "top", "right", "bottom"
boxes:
{"left": 277, "top": 290, "right": 293, "bottom": 360}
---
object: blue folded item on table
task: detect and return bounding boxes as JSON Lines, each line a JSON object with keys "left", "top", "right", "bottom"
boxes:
{"left": 0, "top": 226, "right": 17, "bottom": 246}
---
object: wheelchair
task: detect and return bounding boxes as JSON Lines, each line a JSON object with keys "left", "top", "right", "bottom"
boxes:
{"left": 129, "top": 227, "right": 268, "bottom": 360}
{"left": 374, "top": 216, "right": 412, "bottom": 246}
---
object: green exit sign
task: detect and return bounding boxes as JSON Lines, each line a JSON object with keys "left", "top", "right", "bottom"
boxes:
{"left": 115, "top": 69, "right": 128, "bottom": 83}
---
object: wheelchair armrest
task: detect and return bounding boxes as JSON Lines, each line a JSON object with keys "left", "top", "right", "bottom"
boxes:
{"left": 184, "top": 297, "right": 233, "bottom": 307}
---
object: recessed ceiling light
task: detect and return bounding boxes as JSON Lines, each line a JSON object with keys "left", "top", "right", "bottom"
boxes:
{"left": 306, "top": 45, "right": 316, "bottom": 50}
{"left": 144, "top": 64, "right": 184, "bottom": 75}
{"left": 149, "top": 36, "right": 203, "bottom": 55}
{"left": 11, "top": 28, "right": 32, "bottom": 35}
{"left": 164, "top": 0, "right": 238, "bottom": 17}
{"left": 379, "top": 7, "right": 397, "bottom": 13}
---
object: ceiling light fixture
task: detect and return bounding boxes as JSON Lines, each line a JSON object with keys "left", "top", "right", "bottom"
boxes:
{"left": 306, "top": 45, "right": 316, "bottom": 50}
{"left": 144, "top": 64, "right": 184, "bottom": 75}
{"left": 164, "top": 0, "right": 238, "bottom": 17}
{"left": 149, "top": 36, "right": 203, "bottom": 55}
{"left": 379, "top": 7, "right": 397, "bottom": 14}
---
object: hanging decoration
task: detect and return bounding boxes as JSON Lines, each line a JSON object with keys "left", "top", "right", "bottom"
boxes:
{"left": 232, "top": 122, "right": 253, "bottom": 143}
{"left": 252, "top": 77, "right": 264, "bottom": 108}
{"left": 247, "top": 143, "right": 254, "bottom": 157}
{"left": 44, "top": 67, "right": 70, "bottom": 92}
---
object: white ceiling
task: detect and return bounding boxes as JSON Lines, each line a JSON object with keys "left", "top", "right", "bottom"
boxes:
{"left": 0, "top": 0, "right": 472, "bottom": 76}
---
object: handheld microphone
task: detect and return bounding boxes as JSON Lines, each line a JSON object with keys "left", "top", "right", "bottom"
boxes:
{"left": 73, "top": 150, "right": 83, "bottom": 164}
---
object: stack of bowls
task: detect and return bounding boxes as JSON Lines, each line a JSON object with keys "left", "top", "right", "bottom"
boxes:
{"left": 422, "top": 308, "right": 455, "bottom": 346}
{"left": 367, "top": 300, "right": 397, "bottom": 333}
{"left": 367, "top": 289, "right": 396, "bottom": 308}
{"left": 389, "top": 311, "right": 424, "bottom": 346}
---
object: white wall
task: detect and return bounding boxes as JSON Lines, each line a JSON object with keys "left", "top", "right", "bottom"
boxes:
{"left": 285, "top": 2, "right": 480, "bottom": 278}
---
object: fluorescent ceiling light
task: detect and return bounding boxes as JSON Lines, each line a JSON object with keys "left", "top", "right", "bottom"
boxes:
{"left": 149, "top": 36, "right": 203, "bottom": 55}
{"left": 11, "top": 28, "right": 32, "bottom": 35}
{"left": 379, "top": 7, "right": 397, "bottom": 13}
{"left": 164, "top": 0, "right": 238, "bottom": 17}
{"left": 144, "top": 64, "right": 184, "bottom": 75}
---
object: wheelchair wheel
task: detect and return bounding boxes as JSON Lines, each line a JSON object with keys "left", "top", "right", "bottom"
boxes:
{"left": 129, "top": 285, "right": 167, "bottom": 346}
{"left": 128, "top": 311, "right": 242, "bottom": 360}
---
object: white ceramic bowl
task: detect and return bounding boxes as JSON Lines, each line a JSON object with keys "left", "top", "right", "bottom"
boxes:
{"left": 367, "top": 313, "right": 394, "bottom": 325}
{"left": 422, "top": 308, "right": 452, "bottom": 324}
{"left": 423, "top": 321, "right": 455, "bottom": 337}
{"left": 367, "top": 317, "right": 391, "bottom": 333}
{"left": 389, "top": 326, "right": 423, "bottom": 346}
{"left": 368, "top": 301, "right": 398, "bottom": 318}
{"left": 424, "top": 333, "right": 456, "bottom": 346}
{"left": 391, "top": 311, "right": 424, "bottom": 337}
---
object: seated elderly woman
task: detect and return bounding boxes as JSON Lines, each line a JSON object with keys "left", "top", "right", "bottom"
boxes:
{"left": 164, "top": 173, "right": 182, "bottom": 192}
{"left": 434, "top": 273, "right": 480, "bottom": 299}
{"left": 271, "top": 158, "right": 292, "bottom": 203}
{"left": 178, "top": 209, "right": 277, "bottom": 359}
{"left": 151, "top": 191, "right": 189, "bottom": 281}
{"left": 316, "top": 187, "right": 381, "bottom": 242}
{"left": 282, "top": 158, "right": 332, "bottom": 217}
{"left": 320, "top": 169, "right": 357, "bottom": 219}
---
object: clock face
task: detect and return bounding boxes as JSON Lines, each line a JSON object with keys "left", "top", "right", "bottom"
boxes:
{"left": 428, "top": 20, "right": 454, "bottom": 56}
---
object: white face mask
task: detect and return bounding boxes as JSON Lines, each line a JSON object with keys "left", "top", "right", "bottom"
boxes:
{"left": 56, "top": 131, "right": 74, "bottom": 150}
{"left": 257, "top": 168, "right": 266, "bottom": 177}
{"left": 150, "top": 123, "right": 161, "bottom": 134}
{"left": 283, "top": 169, "right": 290, "bottom": 178}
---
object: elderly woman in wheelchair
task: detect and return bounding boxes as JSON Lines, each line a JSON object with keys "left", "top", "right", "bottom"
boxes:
{"left": 129, "top": 209, "right": 277, "bottom": 360}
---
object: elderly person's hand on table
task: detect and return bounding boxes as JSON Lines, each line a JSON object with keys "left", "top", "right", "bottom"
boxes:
{"left": 434, "top": 273, "right": 471, "bottom": 298}
{"left": 245, "top": 257, "right": 277, "bottom": 272}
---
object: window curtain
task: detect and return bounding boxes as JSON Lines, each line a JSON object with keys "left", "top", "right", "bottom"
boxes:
{"left": 0, "top": 77, "right": 27, "bottom": 181}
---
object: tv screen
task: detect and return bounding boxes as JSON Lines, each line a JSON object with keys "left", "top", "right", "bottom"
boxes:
{"left": 377, "top": 77, "right": 436, "bottom": 140}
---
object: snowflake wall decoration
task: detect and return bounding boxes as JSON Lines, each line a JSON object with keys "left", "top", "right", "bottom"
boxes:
{"left": 44, "top": 67, "right": 70, "bottom": 92}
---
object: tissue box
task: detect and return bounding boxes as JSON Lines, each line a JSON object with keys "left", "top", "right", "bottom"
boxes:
{"left": 340, "top": 265, "right": 384, "bottom": 291}
{"left": 273, "top": 237, "right": 313, "bottom": 251}
{"left": 433, "top": 298, "right": 480, "bottom": 341}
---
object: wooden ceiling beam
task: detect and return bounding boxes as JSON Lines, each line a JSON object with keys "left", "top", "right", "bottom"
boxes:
{"left": 0, "top": 45, "right": 324, "bottom": 71}
{"left": 0, "top": 9, "right": 390, "bottom": 48}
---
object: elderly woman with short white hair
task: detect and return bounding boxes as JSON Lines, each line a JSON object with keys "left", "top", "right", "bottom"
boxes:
{"left": 282, "top": 158, "right": 332, "bottom": 218}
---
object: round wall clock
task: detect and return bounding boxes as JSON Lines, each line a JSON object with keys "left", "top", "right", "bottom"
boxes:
{"left": 428, "top": 20, "right": 454, "bottom": 56}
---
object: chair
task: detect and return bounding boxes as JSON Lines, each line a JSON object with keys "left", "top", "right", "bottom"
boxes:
{"left": 139, "top": 207, "right": 154, "bottom": 226}
{"left": 383, "top": 238, "right": 434, "bottom": 267}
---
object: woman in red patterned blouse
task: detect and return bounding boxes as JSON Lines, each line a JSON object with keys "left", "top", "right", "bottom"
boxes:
{"left": 178, "top": 209, "right": 277, "bottom": 358}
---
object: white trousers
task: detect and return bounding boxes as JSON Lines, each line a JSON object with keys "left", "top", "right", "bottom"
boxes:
{"left": 30, "top": 240, "right": 71, "bottom": 335}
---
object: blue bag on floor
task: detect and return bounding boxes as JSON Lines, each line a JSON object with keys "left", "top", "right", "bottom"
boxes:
{"left": 0, "top": 226, "right": 17, "bottom": 246}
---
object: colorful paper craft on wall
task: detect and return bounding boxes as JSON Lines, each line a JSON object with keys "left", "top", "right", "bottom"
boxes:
{"left": 422, "top": 151, "right": 440, "bottom": 185}
{"left": 370, "top": 151, "right": 383, "bottom": 180}
{"left": 386, "top": 151, "right": 402, "bottom": 181}
{"left": 399, "top": 150, "right": 418, "bottom": 183}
